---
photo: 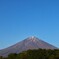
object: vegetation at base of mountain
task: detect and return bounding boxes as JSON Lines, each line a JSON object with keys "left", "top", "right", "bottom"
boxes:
{"left": 0, "top": 49, "right": 59, "bottom": 59}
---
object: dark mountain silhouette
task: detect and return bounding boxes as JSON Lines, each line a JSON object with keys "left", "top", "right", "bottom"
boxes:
{"left": 0, "top": 36, "right": 57, "bottom": 57}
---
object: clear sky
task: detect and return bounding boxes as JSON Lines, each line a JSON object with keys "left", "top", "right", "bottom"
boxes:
{"left": 0, "top": 0, "right": 59, "bottom": 49}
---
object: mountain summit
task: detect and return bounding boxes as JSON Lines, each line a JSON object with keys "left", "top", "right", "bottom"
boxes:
{"left": 0, "top": 36, "right": 57, "bottom": 57}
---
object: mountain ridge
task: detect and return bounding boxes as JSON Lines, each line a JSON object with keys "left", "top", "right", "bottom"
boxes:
{"left": 0, "top": 36, "right": 57, "bottom": 57}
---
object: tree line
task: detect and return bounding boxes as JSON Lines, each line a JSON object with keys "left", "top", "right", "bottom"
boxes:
{"left": 0, "top": 49, "right": 59, "bottom": 59}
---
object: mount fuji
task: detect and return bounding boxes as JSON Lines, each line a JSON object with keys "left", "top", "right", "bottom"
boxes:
{"left": 0, "top": 36, "right": 57, "bottom": 57}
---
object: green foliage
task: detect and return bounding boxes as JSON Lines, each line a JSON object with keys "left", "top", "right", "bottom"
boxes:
{"left": 0, "top": 49, "right": 59, "bottom": 59}
{"left": 0, "top": 56, "right": 3, "bottom": 59}
{"left": 8, "top": 53, "right": 17, "bottom": 59}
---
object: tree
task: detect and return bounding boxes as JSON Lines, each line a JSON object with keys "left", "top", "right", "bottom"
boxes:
{"left": 0, "top": 56, "right": 3, "bottom": 59}
{"left": 8, "top": 53, "right": 17, "bottom": 59}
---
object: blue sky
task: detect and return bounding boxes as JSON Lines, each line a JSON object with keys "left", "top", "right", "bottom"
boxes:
{"left": 0, "top": 0, "right": 59, "bottom": 49}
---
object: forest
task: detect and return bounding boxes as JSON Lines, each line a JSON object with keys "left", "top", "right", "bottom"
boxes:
{"left": 0, "top": 49, "right": 59, "bottom": 59}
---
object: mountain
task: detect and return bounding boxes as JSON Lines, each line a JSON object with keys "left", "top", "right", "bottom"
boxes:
{"left": 0, "top": 36, "right": 57, "bottom": 57}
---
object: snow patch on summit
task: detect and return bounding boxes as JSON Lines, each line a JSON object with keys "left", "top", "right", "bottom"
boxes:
{"left": 28, "top": 36, "right": 38, "bottom": 42}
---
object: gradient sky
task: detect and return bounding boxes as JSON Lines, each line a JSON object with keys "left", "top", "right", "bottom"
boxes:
{"left": 0, "top": 0, "right": 59, "bottom": 49}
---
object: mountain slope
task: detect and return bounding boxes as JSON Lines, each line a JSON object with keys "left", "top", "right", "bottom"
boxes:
{"left": 0, "top": 36, "right": 57, "bottom": 57}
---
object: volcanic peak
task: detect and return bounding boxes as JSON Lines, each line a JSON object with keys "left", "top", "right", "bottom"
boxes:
{"left": 26, "top": 36, "right": 39, "bottom": 42}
